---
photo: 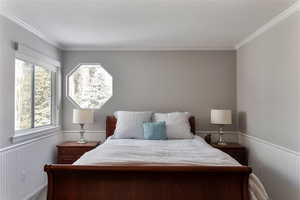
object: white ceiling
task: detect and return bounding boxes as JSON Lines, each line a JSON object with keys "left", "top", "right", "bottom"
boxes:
{"left": 1, "top": 0, "right": 298, "bottom": 50}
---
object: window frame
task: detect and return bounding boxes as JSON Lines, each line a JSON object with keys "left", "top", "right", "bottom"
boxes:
{"left": 12, "top": 47, "right": 61, "bottom": 143}
{"left": 15, "top": 59, "right": 55, "bottom": 130}
{"left": 66, "top": 63, "right": 113, "bottom": 109}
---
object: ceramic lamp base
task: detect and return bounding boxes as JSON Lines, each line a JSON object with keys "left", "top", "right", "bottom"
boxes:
{"left": 77, "top": 124, "right": 87, "bottom": 144}
{"left": 217, "top": 126, "right": 227, "bottom": 146}
{"left": 77, "top": 138, "right": 87, "bottom": 144}
{"left": 217, "top": 141, "right": 227, "bottom": 146}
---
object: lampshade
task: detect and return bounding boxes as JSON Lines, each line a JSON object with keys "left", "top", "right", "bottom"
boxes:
{"left": 210, "top": 109, "right": 232, "bottom": 125}
{"left": 73, "top": 109, "right": 94, "bottom": 124}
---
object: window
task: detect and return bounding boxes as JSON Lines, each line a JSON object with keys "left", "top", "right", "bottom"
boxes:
{"left": 15, "top": 58, "right": 55, "bottom": 131}
{"left": 67, "top": 64, "right": 113, "bottom": 109}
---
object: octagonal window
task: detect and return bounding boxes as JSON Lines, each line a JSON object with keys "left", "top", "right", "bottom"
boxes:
{"left": 67, "top": 64, "right": 112, "bottom": 109}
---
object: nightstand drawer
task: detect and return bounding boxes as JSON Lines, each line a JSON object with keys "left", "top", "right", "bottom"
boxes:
{"left": 211, "top": 143, "right": 248, "bottom": 165}
{"left": 57, "top": 141, "right": 100, "bottom": 164}
{"left": 225, "top": 150, "right": 247, "bottom": 165}
{"left": 58, "top": 147, "right": 93, "bottom": 156}
{"left": 57, "top": 156, "right": 79, "bottom": 164}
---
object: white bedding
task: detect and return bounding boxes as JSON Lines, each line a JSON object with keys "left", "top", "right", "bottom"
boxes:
{"left": 74, "top": 136, "right": 269, "bottom": 200}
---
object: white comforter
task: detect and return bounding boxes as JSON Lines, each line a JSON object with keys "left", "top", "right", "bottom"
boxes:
{"left": 74, "top": 136, "right": 269, "bottom": 200}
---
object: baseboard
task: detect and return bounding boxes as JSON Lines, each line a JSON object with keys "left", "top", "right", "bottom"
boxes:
{"left": 24, "top": 183, "right": 46, "bottom": 200}
{"left": 238, "top": 132, "right": 300, "bottom": 200}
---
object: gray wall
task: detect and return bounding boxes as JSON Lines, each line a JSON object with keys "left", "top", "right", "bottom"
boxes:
{"left": 237, "top": 11, "right": 300, "bottom": 152}
{"left": 0, "top": 15, "right": 61, "bottom": 148}
{"left": 62, "top": 51, "right": 237, "bottom": 137}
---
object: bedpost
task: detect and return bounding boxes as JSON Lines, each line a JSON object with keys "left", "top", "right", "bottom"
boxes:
{"left": 106, "top": 116, "right": 117, "bottom": 138}
{"left": 189, "top": 116, "right": 195, "bottom": 134}
{"left": 44, "top": 165, "right": 54, "bottom": 200}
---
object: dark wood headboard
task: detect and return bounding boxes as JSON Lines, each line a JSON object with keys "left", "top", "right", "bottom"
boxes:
{"left": 106, "top": 116, "right": 196, "bottom": 138}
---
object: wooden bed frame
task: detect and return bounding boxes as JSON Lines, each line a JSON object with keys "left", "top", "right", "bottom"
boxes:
{"left": 44, "top": 116, "right": 252, "bottom": 200}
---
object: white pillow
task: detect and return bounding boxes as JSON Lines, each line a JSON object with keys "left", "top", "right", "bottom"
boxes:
{"left": 153, "top": 112, "right": 193, "bottom": 139}
{"left": 113, "top": 111, "right": 152, "bottom": 139}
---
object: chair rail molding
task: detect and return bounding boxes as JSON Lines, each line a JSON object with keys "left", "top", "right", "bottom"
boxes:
{"left": 239, "top": 132, "right": 300, "bottom": 156}
{"left": 62, "top": 130, "right": 240, "bottom": 144}
{"left": 62, "top": 130, "right": 239, "bottom": 135}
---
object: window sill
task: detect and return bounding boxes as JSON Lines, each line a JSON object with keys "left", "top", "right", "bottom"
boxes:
{"left": 12, "top": 125, "right": 61, "bottom": 144}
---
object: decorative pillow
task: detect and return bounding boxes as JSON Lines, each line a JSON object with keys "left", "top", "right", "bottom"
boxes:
{"left": 143, "top": 121, "right": 167, "bottom": 140}
{"left": 153, "top": 112, "right": 193, "bottom": 139}
{"left": 113, "top": 111, "right": 152, "bottom": 139}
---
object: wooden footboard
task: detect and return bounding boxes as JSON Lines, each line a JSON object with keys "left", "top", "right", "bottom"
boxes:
{"left": 44, "top": 164, "right": 251, "bottom": 200}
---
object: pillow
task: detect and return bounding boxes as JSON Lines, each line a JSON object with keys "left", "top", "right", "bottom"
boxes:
{"left": 113, "top": 111, "right": 152, "bottom": 139}
{"left": 143, "top": 121, "right": 167, "bottom": 140}
{"left": 153, "top": 112, "right": 193, "bottom": 139}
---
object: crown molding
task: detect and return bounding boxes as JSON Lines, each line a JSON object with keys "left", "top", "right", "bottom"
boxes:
{"left": 60, "top": 46, "right": 235, "bottom": 51}
{"left": 2, "top": 1, "right": 299, "bottom": 51}
{"left": 0, "top": 10, "right": 61, "bottom": 48}
{"left": 235, "top": 0, "right": 300, "bottom": 49}
{"left": 0, "top": 8, "right": 234, "bottom": 51}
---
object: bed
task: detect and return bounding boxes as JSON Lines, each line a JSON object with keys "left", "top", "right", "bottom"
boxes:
{"left": 44, "top": 116, "right": 267, "bottom": 200}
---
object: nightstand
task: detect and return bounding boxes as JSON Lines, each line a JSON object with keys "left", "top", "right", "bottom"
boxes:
{"left": 211, "top": 143, "right": 247, "bottom": 165}
{"left": 57, "top": 141, "right": 100, "bottom": 164}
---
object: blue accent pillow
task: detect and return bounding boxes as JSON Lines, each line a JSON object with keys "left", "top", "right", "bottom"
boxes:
{"left": 143, "top": 121, "right": 167, "bottom": 140}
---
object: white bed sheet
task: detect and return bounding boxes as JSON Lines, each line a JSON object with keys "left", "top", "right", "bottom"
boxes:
{"left": 74, "top": 136, "right": 269, "bottom": 200}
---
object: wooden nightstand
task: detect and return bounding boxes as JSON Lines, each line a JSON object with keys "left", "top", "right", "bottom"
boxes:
{"left": 57, "top": 141, "right": 100, "bottom": 164}
{"left": 211, "top": 143, "right": 247, "bottom": 165}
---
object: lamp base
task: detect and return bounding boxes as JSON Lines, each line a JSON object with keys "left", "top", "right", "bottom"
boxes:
{"left": 217, "top": 126, "right": 227, "bottom": 146}
{"left": 77, "top": 139, "right": 87, "bottom": 144}
{"left": 217, "top": 141, "right": 227, "bottom": 146}
{"left": 77, "top": 124, "right": 87, "bottom": 144}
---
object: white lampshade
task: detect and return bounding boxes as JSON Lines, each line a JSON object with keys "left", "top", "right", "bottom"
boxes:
{"left": 210, "top": 109, "right": 232, "bottom": 125}
{"left": 73, "top": 109, "right": 94, "bottom": 124}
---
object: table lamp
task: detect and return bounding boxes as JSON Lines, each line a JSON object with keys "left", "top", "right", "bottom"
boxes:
{"left": 210, "top": 109, "right": 232, "bottom": 145}
{"left": 73, "top": 109, "right": 94, "bottom": 144}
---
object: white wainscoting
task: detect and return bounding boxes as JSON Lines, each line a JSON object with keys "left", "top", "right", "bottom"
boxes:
{"left": 0, "top": 132, "right": 63, "bottom": 200}
{"left": 239, "top": 133, "right": 300, "bottom": 200}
